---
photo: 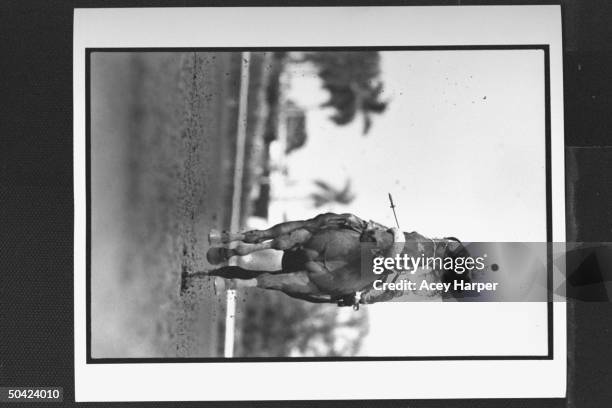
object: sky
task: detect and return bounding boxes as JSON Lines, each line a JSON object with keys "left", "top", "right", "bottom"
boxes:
{"left": 268, "top": 50, "right": 549, "bottom": 357}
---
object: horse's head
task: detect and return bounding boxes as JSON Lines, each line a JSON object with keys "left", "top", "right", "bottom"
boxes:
{"left": 442, "top": 237, "right": 471, "bottom": 260}
{"left": 440, "top": 237, "right": 473, "bottom": 288}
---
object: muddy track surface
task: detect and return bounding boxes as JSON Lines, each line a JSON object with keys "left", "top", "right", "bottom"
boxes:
{"left": 91, "top": 52, "right": 238, "bottom": 357}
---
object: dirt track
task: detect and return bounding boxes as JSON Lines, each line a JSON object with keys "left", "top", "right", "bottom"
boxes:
{"left": 91, "top": 52, "right": 240, "bottom": 357}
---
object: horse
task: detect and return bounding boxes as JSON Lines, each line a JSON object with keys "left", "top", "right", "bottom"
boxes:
{"left": 185, "top": 212, "right": 470, "bottom": 307}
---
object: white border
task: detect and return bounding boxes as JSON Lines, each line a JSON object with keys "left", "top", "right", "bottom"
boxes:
{"left": 74, "top": 6, "right": 566, "bottom": 401}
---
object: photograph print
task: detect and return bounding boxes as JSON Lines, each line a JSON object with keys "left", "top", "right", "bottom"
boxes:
{"left": 89, "top": 46, "right": 551, "bottom": 360}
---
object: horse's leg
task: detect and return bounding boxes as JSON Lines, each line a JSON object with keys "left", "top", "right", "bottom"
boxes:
{"left": 207, "top": 265, "right": 282, "bottom": 279}
{"left": 199, "top": 266, "right": 283, "bottom": 290}
{"left": 210, "top": 220, "right": 311, "bottom": 245}
{"left": 206, "top": 241, "right": 273, "bottom": 265}
{"left": 256, "top": 271, "right": 333, "bottom": 303}
{"left": 210, "top": 213, "right": 365, "bottom": 245}
{"left": 201, "top": 267, "right": 333, "bottom": 303}
{"left": 207, "top": 228, "right": 312, "bottom": 265}
{"left": 208, "top": 267, "right": 313, "bottom": 290}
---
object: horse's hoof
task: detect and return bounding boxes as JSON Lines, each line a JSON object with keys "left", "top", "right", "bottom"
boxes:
{"left": 206, "top": 247, "right": 230, "bottom": 265}
{"left": 208, "top": 229, "right": 223, "bottom": 245}
{"left": 213, "top": 276, "right": 226, "bottom": 294}
{"left": 180, "top": 269, "right": 209, "bottom": 293}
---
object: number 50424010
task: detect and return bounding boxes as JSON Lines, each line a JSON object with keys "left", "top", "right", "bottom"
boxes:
{"left": 1, "top": 387, "right": 62, "bottom": 402}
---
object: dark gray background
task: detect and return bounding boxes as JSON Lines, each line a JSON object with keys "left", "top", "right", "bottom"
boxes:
{"left": 1, "top": 1, "right": 611, "bottom": 407}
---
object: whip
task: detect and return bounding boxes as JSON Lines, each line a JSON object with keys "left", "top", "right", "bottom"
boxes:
{"left": 388, "top": 193, "right": 401, "bottom": 229}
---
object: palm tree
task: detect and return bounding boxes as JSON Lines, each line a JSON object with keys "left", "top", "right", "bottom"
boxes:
{"left": 310, "top": 179, "right": 356, "bottom": 208}
{"left": 304, "top": 51, "right": 388, "bottom": 135}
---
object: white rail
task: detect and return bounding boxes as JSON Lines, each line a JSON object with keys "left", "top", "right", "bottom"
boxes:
{"left": 224, "top": 51, "right": 251, "bottom": 358}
